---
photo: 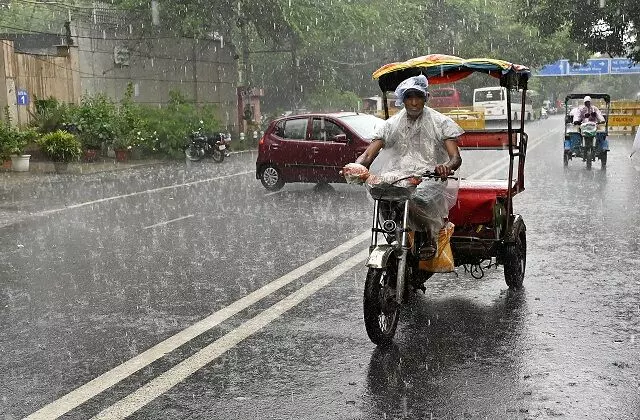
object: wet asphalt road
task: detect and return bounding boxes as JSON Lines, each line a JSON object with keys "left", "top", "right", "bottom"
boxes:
{"left": 1, "top": 115, "right": 639, "bottom": 419}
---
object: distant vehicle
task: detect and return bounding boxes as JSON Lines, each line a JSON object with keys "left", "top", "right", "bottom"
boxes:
{"left": 563, "top": 93, "right": 610, "bottom": 169}
{"left": 543, "top": 100, "right": 557, "bottom": 115}
{"left": 256, "top": 112, "right": 384, "bottom": 191}
{"left": 428, "top": 87, "right": 462, "bottom": 108}
{"left": 473, "top": 86, "right": 533, "bottom": 121}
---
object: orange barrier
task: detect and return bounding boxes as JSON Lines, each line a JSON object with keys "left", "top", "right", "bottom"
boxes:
{"left": 609, "top": 100, "right": 640, "bottom": 135}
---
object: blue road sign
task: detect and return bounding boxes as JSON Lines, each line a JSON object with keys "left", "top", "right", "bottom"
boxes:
{"left": 567, "top": 59, "right": 609, "bottom": 75}
{"left": 537, "top": 60, "right": 567, "bottom": 76}
{"left": 16, "top": 89, "right": 29, "bottom": 106}
{"left": 534, "top": 57, "right": 640, "bottom": 76}
{"left": 610, "top": 58, "right": 640, "bottom": 74}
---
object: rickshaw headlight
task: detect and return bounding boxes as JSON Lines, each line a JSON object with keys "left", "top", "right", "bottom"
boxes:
{"left": 382, "top": 220, "right": 397, "bottom": 233}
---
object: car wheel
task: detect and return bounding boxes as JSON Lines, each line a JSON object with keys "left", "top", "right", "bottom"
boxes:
{"left": 260, "top": 165, "right": 285, "bottom": 191}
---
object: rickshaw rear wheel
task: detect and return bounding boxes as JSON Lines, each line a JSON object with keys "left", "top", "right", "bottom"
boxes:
{"left": 503, "top": 230, "right": 526, "bottom": 289}
{"left": 563, "top": 151, "right": 569, "bottom": 167}
{"left": 586, "top": 149, "right": 593, "bottom": 169}
{"left": 364, "top": 267, "right": 400, "bottom": 347}
{"left": 600, "top": 151, "right": 607, "bottom": 168}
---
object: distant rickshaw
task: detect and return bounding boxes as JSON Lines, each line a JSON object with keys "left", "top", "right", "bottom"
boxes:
{"left": 563, "top": 93, "right": 610, "bottom": 169}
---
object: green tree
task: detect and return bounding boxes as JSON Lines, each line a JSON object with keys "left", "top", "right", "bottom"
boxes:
{"left": 515, "top": 0, "right": 640, "bottom": 62}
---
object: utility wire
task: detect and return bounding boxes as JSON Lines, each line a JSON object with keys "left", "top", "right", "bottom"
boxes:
{"left": 0, "top": 22, "right": 225, "bottom": 42}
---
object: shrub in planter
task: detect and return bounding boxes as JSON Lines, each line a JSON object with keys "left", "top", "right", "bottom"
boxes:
{"left": 72, "top": 94, "right": 118, "bottom": 151}
{"left": 31, "top": 97, "right": 73, "bottom": 133}
{"left": 36, "top": 130, "right": 82, "bottom": 162}
{"left": 0, "top": 121, "right": 15, "bottom": 160}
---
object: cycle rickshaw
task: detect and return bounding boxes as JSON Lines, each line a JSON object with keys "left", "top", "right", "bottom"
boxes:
{"left": 563, "top": 93, "right": 610, "bottom": 169}
{"left": 362, "top": 54, "right": 530, "bottom": 346}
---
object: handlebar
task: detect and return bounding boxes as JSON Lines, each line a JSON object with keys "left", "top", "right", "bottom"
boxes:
{"left": 390, "top": 170, "right": 458, "bottom": 186}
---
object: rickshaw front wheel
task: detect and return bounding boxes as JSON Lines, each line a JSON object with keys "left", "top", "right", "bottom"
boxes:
{"left": 364, "top": 267, "right": 400, "bottom": 347}
{"left": 503, "top": 230, "right": 526, "bottom": 289}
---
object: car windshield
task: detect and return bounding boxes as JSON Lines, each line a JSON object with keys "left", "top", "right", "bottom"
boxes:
{"left": 337, "top": 114, "right": 384, "bottom": 140}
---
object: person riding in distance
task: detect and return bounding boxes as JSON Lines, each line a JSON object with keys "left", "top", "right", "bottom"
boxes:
{"left": 342, "top": 74, "right": 463, "bottom": 258}
{"left": 574, "top": 95, "right": 605, "bottom": 125}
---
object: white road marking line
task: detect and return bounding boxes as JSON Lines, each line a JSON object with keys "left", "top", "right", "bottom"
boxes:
{"left": 90, "top": 248, "right": 370, "bottom": 420}
{"left": 142, "top": 214, "right": 194, "bottom": 230}
{"left": 466, "top": 126, "right": 562, "bottom": 180}
{"left": 35, "top": 171, "right": 254, "bottom": 217}
{"left": 23, "top": 231, "right": 370, "bottom": 420}
{"left": 264, "top": 190, "right": 284, "bottom": 197}
{"left": 478, "top": 130, "right": 551, "bottom": 179}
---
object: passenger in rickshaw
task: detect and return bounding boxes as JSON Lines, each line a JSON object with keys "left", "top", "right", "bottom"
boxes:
{"left": 343, "top": 75, "right": 463, "bottom": 259}
{"left": 573, "top": 96, "right": 608, "bottom": 151}
{"left": 566, "top": 105, "right": 582, "bottom": 150}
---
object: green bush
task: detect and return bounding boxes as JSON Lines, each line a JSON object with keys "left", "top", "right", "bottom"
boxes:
{"left": 30, "top": 97, "right": 72, "bottom": 133}
{"left": 0, "top": 121, "right": 13, "bottom": 160}
{"left": 112, "top": 84, "right": 149, "bottom": 151}
{"left": 72, "top": 94, "right": 118, "bottom": 150}
{"left": 138, "top": 92, "right": 220, "bottom": 158}
{"left": 0, "top": 123, "right": 39, "bottom": 158}
{"left": 29, "top": 87, "right": 223, "bottom": 159}
{"left": 36, "top": 130, "right": 82, "bottom": 162}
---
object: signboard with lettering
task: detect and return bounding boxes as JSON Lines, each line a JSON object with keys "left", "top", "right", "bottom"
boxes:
{"left": 567, "top": 59, "right": 609, "bottom": 75}
{"left": 608, "top": 114, "right": 640, "bottom": 127}
{"left": 535, "top": 58, "right": 640, "bottom": 76}
{"left": 16, "top": 89, "right": 29, "bottom": 105}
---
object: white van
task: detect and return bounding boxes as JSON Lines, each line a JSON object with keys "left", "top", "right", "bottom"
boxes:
{"left": 473, "top": 87, "right": 533, "bottom": 121}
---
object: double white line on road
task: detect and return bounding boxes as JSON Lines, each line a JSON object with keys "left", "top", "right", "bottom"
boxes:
{"left": 24, "top": 232, "right": 370, "bottom": 420}
{"left": 465, "top": 125, "right": 563, "bottom": 180}
{"left": 92, "top": 248, "right": 370, "bottom": 420}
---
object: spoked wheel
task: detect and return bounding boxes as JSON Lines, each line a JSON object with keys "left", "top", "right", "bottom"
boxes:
{"left": 260, "top": 165, "right": 285, "bottom": 191}
{"left": 185, "top": 145, "right": 203, "bottom": 161}
{"left": 563, "top": 151, "right": 569, "bottom": 167}
{"left": 212, "top": 149, "right": 225, "bottom": 163}
{"left": 586, "top": 147, "right": 593, "bottom": 170}
{"left": 503, "top": 230, "right": 526, "bottom": 289}
{"left": 363, "top": 266, "right": 400, "bottom": 347}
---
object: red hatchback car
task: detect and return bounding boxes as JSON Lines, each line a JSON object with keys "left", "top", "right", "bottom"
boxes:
{"left": 256, "top": 112, "right": 384, "bottom": 191}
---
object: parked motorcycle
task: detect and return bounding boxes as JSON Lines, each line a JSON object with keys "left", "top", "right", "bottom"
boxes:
{"left": 184, "top": 129, "right": 227, "bottom": 162}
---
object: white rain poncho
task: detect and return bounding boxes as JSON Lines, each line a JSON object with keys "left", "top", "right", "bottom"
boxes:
{"left": 367, "top": 105, "right": 464, "bottom": 237}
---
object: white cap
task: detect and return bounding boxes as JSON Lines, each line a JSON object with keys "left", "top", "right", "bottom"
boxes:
{"left": 394, "top": 75, "right": 429, "bottom": 106}
{"left": 584, "top": 95, "right": 592, "bottom": 103}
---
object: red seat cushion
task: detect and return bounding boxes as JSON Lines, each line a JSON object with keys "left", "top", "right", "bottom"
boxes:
{"left": 449, "top": 180, "right": 510, "bottom": 226}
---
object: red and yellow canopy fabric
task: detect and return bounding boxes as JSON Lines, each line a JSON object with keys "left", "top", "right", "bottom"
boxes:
{"left": 373, "top": 54, "right": 530, "bottom": 92}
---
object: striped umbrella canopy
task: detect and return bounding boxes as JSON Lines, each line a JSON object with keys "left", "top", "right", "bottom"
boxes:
{"left": 373, "top": 54, "right": 531, "bottom": 92}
